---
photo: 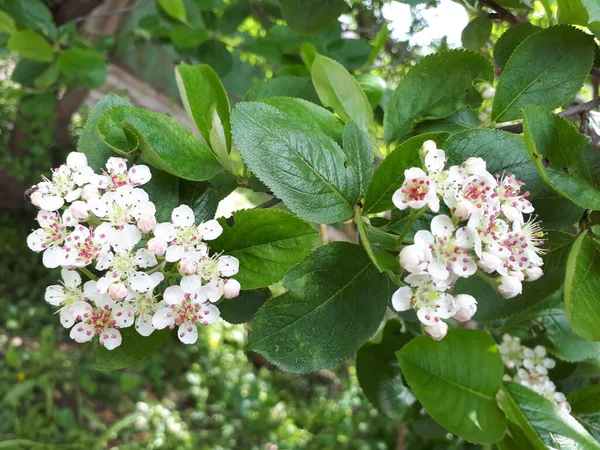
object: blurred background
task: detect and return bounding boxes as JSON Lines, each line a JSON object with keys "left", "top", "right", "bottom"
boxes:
{"left": 0, "top": 0, "right": 588, "bottom": 448}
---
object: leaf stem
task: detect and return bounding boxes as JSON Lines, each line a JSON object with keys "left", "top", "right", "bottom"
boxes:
{"left": 396, "top": 207, "right": 427, "bottom": 247}
{"left": 79, "top": 267, "right": 98, "bottom": 281}
{"left": 354, "top": 206, "right": 380, "bottom": 270}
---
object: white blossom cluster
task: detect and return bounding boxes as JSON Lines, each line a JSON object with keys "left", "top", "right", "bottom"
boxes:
{"left": 391, "top": 141, "right": 544, "bottom": 340}
{"left": 27, "top": 152, "right": 241, "bottom": 350}
{"left": 499, "top": 334, "right": 570, "bottom": 412}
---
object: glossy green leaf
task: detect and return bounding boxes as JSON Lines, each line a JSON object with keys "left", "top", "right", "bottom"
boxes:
{"left": 98, "top": 106, "right": 222, "bottom": 181}
{"left": 494, "top": 23, "right": 541, "bottom": 69}
{"left": 342, "top": 120, "right": 374, "bottom": 198}
{"left": 210, "top": 209, "right": 318, "bottom": 290}
{"left": 414, "top": 109, "right": 480, "bottom": 134}
{"left": 280, "top": 0, "right": 348, "bottom": 34}
{"left": 364, "top": 133, "right": 450, "bottom": 214}
{"left": 397, "top": 330, "right": 506, "bottom": 444}
{"left": 503, "top": 381, "right": 600, "bottom": 449}
{"left": 523, "top": 106, "right": 600, "bottom": 210}
{"left": 492, "top": 26, "right": 595, "bottom": 122}
{"left": 231, "top": 101, "right": 358, "bottom": 224}
{"left": 537, "top": 310, "right": 600, "bottom": 362}
{"left": 8, "top": 30, "right": 53, "bottom": 62}
{"left": 356, "top": 320, "right": 415, "bottom": 419}
{"left": 461, "top": 17, "right": 492, "bottom": 50}
{"left": 158, "top": 0, "right": 187, "bottom": 23}
{"left": 95, "top": 328, "right": 171, "bottom": 371}
{"left": 565, "top": 231, "right": 600, "bottom": 341}
{"left": 248, "top": 242, "right": 390, "bottom": 373}
{"left": 218, "top": 288, "right": 271, "bottom": 324}
{"left": 244, "top": 76, "right": 320, "bottom": 104}
{"left": 311, "top": 54, "right": 372, "bottom": 129}
{"left": 384, "top": 50, "right": 493, "bottom": 143}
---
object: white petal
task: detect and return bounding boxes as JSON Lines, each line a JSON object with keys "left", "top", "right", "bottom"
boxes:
{"left": 199, "top": 303, "right": 220, "bottom": 325}
{"left": 129, "top": 272, "right": 154, "bottom": 293}
{"left": 94, "top": 295, "right": 116, "bottom": 310}
{"left": 68, "top": 301, "right": 93, "bottom": 320}
{"left": 165, "top": 244, "right": 185, "bottom": 262}
{"left": 135, "top": 313, "right": 155, "bottom": 336}
{"left": 45, "top": 285, "right": 65, "bottom": 306}
{"left": 404, "top": 167, "right": 427, "bottom": 179}
{"left": 70, "top": 322, "right": 95, "bottom": 343}
{"left": 218, "top": 256, "right": 239, "bottom": 277}
{"left": 110, "top": 224, "right": 141, "bottom": 251}
{"left": 113, "top": 303, "right": 135, "bottom": 328}
{"left": 171, "top": 205, "right": 195, "bottom": 227}
{"left": 91, "top": 174, "right": 110, "bottom": 189}
{"left": 427, "top": 193, "right": 440, "bottom": 213}
{"left": 61, "top": 269, "right": 81, "bottom": 289}
{"left": 198, "top": 219, "right": 223, "bottom": 240}
{"left": 134, "top": 248, "right": 157, "bottom": 268}
{"left": 424, "top": 149, "right": 446, "bottom": 174}
{"left": 177, "top": 322, "right": 199, "bottom": 344}
{"left": 152, "top": 307, "right": 175, "bottom": 329}
{"left": 27, "top": 229, "right": 47, "bottom": 252}
{"left": 42, "top": 247, "right": 61, "bottom": 268}
{"left": 202, "top": 278, "right": 223, "bottom": 302}
{"left": 66, "top": 152, "right": 88, "bottom": 169}
{"left": 391, "top": 287, "right": 413, "bottom": 312}
{"left": 428, "top": 259, "right": 449, "bottom": 282}
{"left": 149, "top": 272, "right": 164, "bottom": 289}
{"left": 154, "top": 223, "right": 177, "bottom": 241}
{"left": 414, "top": 230, "right": 435, "bottom": 248}
{"left": 455, "top": 227, "right": 475, "bottom": 249}
{"left": 59, "top": 307, "right": 76, "bottom": 328}
{"left": 36, "top": 210, "right": 58, "bottom": 228}
{"left": 181, "top": 275, "right": 202, "bottom": 294}
{"left": 163, "top": 285, "right": 185, "bottom": 305}
{"left": 417, "top": 307, "right": 438, "bottom": 326}
{"left": 431, "top": 215, "right": 454, "bottom": 238}
{"left": 452, "top": 258, "right": 477, "bottom": 278}
{"left": 65, "top": 188, "right": 82, "bottom": 203}
{"left": 96, "top": 273, "right": 115, "bottom": 293}
{"left": 128, "top": 165, "right": 152, "bottom": 185}
{"left": 73, "top": 167, "right": 94, "bottom": 186}
{"left": 99, "top": 328, "right": 122, "bottom": 350}
{"left": 38, "top": 195, "right": 64, "bottom": 211}
{"left": 106, "top": 157, "right": 127, "bottom": 174}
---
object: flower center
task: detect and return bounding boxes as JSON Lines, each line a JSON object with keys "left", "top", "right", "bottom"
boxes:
{"left": 113, "top": 252, "right": 137, "bottom": 277}
{"left": 173, "top": 226, "right": 201, "bottom": 250}
{"left": 41, "top": 221, "right": 67, "bottom": 248}
{"left": 83, "top": 306, "right": 116, "bottom": 334}
{"left": 196, "top": 256, "right": 220, "bottom": 281}
{"left": 132, "top": 292, "right": 158, "bottom": 315}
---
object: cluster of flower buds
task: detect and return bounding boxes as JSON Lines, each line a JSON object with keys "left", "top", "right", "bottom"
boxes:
{"left": 499, "top": 334, "right": 569, "bottom": 412}
{"left": 27, "top": 152, "right": 241, "bottom": 350}
{"left": 391, "top": 141, "right": 544, "bottom": 340}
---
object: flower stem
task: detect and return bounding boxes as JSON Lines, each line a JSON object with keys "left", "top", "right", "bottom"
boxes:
{"left": 396, "top": 207, "right": 428, "bottom": 247}
{"left": 353, "top": 206, "right": 380, "bottom": 269}
{"left": 79, "top": 267, "right": 98, "bottom": 281}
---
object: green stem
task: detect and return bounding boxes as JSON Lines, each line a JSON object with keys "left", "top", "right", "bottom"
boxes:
{"left": 396, "top": 207, "right": 427, "bottom": 247}
{"left": 353, "top": 206, "right": 380, "bottom": 268}
{"left": 79, "top": 267, "right": 98, "bottom": 281}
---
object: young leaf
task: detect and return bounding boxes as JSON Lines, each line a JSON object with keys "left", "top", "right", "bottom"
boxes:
{"left": 523, "top": 106, "right": 600, "bottom": 210}
{"left": 397, "top": 330, "right": 506, "bottom": 444}
{"left": 565, "top": 231, "right": 600, "bottom": 341}
{"left": 248, "top": 242, "right": 390, "bottom": 373}
{"left": 492, "top": 26, "right": 595, "bottom": 122}
{"left": 98, "top": 106, "right": 222, "bottom": 181}
{"left": 502, "top": 381, "right": 600, "bottom": 449}
{"left": 218, "top": 288, "right": 271, "bottom": 324}
{"left": 176, "top": 63, "right": 231, "bottom": 151}
{"left": 243, "top": 76, "right": 320, "bottom": 104}
{"left": 279, "top": 0, "right": 348, "bottom": 34}
{"left": 461, "top": 17, "right": 492, "bottom": 50}
{"left": 311, "top": 54, "right": 372, "bottom": 129}
{"left": 356, "top": 320, "right": 415, "bottom": 419}
{"left": 210, "top": 209, "right": 319, "bottom": 290}
{"left": 494, "top": 23, "right": 541, "bottom": 69}
{"left": 342, "top": 120, "right": 374, "bottom": 198}
{"left": 8, "top": 30, "right": 53, "bottom": 62}
{"left": 383, "top": 50, "right": 493, "bottom": 143}
{"left": 231, "top": 101, "right": 358, "bottom": 224}
{"left": 95, "top": 328, "right": 171, "bottom": 371}
{"left": 363, "top": 132, "right": 450, "bottom": 214}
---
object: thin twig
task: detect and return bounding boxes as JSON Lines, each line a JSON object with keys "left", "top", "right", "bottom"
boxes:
{"left": 480, "top": 0, "right": 522, "bottom": 24}
{"left": 69, "top": 0, "right": 151, "bottom": 24}
{"left": 257, "top": 197, "right": 282, "bottom": 209}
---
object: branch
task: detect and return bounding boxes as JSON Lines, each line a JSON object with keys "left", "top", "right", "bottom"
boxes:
{"left": 480, "top": 0, "right": 522, "bottom": 24}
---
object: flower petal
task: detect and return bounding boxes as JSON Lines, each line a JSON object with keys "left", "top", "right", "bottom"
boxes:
{"left": 134, "top": 248, "right": 157, "bottom": 268}
{"left": 70, "top": 322, "right": 95, "bottom": 343}
{"left": 154, "top": 223, "right": 177, "bottom": 241}
{"left": 163, "top": 285, "right": 185, "bottom": 305}
{"left": 177, "top": 322, "right": 199, "bottom": 344}
{"left": 171, "top": 205, "right": 195, "bottom": 227}
{"left": 199, "top": 303, "right": 220, "bottom": 325}
{"left": 45, "top": 285, "right": 65, "bottom": 306}
{"left": 135, "top": 313, "right": 155, "bottom": 336}
{"left": 99, "top": 328, "right": 122, "bottom": 350}
{"left": 181, "top": 275, "right": 202, "bottom": 294}
{"left": 198, "top": 219, "right": 223, "bottom": 240}
{"left": 68, "top": 301, "right": 93, "bottom": 320}
{"left": 218, "top": 255, "right": 239, "bottom": 277}
{"left": 113, "top": 303, "right": 135, "bottom": 328}
{"left": 129, "top": 272, "right": 153, "bottom": 293}
{"left": 106, "top": 157, "right": 127, "bottom": 174}
{"left": 431, "top": 215, "right": 454, "bottom": 238}
{"left": 61, "top": 268, "right": 81, "bottom": 289}
{"left": 59, "top": 307, "right": 76, "bottom": 328}
{"left": 165, "top": 244, "right": 185, "bottom": 262}
{"left": 392, "top": 287, "right": 413, "bottom": 312}
{"left": 128, "top": 165, "right": 152, "bottom": 185}
{"left": 152, "top": 307, "right": 175, "bottom": 329}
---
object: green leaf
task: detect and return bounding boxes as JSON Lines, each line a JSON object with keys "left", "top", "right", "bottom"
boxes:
{"left": 523, "top": 106, "right": 600, "bottom": 210}
{"left": 8, "top": 30, "right": 53, "bottom": 62}
{"left": 355, "top": 73, "right": 386, "bottom": 109}
{"left": 364, "top": 133, "right": 450, "bottom": 214}
{"left": 494, "top": 23, "right": 541, "bottom": 69}
{"left": 218, "top": 288, "right": 271, "bottom": 324}
{"left": 565, "top": 231, "right": 600, "bottom": 341}
{"left": 176, "top": 63, "right": 231, "bottom": 152}
{"left": 169, "top": 25, "right": 208, "bottom": 49}
{"left": 178, "top": 178, "right": 234, "bottom": 223}
{"left": 243, "top": 76, "right": 320, "bottom": 104}
{"left": 311, "top": 54, "right": 372, "bottom": 129}
{"left": 3, "top": 0, "right": 55, "bottom": 36}
{"left": 537, "top": 310, "right": 600, "bottom": 362}
{"left": 33, "top": 62, "right": 59, "bottom": 88}
{"left": 557, "top": 0, "right": 589, "bottom": 26}
{"left": 342, "top": 120, "right": 374, "bottom": 198}
{"left": 279, "top": 0, "right": 348, "bottom": 34}
{"left": 356, "top": 320, "right": 416, "bottom": 419}
{"left": 77, "top": 94, "right": 133, "bottom": 171}
{"left": 143, "top": 167, "right": 180, "bottom": 223}
{"left": 461, "top": 17, "right": 492, "bottom": 50}
{"left": 414, "top": 109, "right": 480, "bottom": 134}
{"left": 231, "top": 101, "right": 358, "bottom": 224}
{"left": 0, "top": 11, "right": 16, "bottom": 35}
{"left": 57, "top": 47, "right": 107, "bottom": 89}
{"left": 503, "top": 381, "right": 600, "bottom": 449}
{"left": 492, "top": 26, "right": 595, "bottom": 122}
{"left": 158, "top": 0, "right": 187, "bottom": 23}
{"left": 11, "top": 59, "right": 49, "bottom": 84}
{"left": 365, "top": 24, "right": 390, "bottom": 68}
{"left": 248, "top": 242, "right": 390, "bottom": 373}
{"left": 568, "top": 385, "right": 600, "bottom": 414}
{"left": 196, "top": 41, "right": 233, "bottom": 77}
{"left": 210, "top": 209, "right": 318, "bottom": 290}
{"left": 384, "top": 50, "right": 493, "bottom": 143}
{"left": 457, "top": 231, "right": 575, "bottom": 321}
{"left": 95, "top": 328, "right": 171, "bottom": 370}
{"left": 98, "top": 106, "right": 222, "bottom": 181}
{"left": 397, "top": 329, "right": 506, "bottom": 444}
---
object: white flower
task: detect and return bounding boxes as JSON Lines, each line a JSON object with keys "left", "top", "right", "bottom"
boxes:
{"left": 499, "top": 334, "right": 523, "bottom": 369}
{"left": 152, "top": 283, "right": 220, "bottom": 344}
{"left": 447, "top": 170, "right": 498, "bottom": 218}
{"left": 96, "top": 248, "right": 158, "bottom": 293}
{"left": 45, "top": 269, "right": 88, "bottom": 328}
{"left": 453, "top": 294, "right": 477, "bottom": 322}
{"left": 399, "top": 243, "right": 432, "bottom": 273}
{"left": 91, "top": 157, "right": 152, "bottom": 191}
{"left": 392, "top": 167, "right": 439, "bottom": 212}
{"left": 493, "top": 173, "right": 533, "bottom": 224}
{"left": 124, "top": 272, "right": 164, "bottom": 336}
{"left": 467, "top": 210, "right": 509, "bottom": 258}
{"left": 180, "top": 254, "right": 240, "bottom": 302}
{"left": 154, "top": 205, "right": 222, "bottom": 262}
{"left": 81, "top": 184, "right": 100, "bottom": 201}
{"left": 424, "top": 321, "right": 448, "bottom": 341}
{"left": 27, "top": 210, "right": 77, "bottom": 268}
{"left": 68, "top": 200, "right": 90, "bottom": 222}
{"left": 497, "top": 275, "right": 522, "bottom": 298}
{"left": 524, "top": 266, "right": 543, "bottom": 281}
{"left": 58, "top": 223, "right": 112, "bottom": 269}
{"left": 223, "top": 279, "right": 241, "bottom": 299}
{"left": 522, "top": 345, "right": 556, "bottom": 374}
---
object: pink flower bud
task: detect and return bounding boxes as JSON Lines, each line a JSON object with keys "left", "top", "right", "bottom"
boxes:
{"left": 138, "top": 215, "right": 157, "bottom": 233}
{"left": 478, "top": 252, "right": 503, "bottom": 273}
{"left": 108, "top": 282, "right": 128, "bottom": 300}
{"left": 81, "top": 184, "right": 99, "bottom": 201}
{"left": 147, "top": 237, "right": 167, "bottom": 256}
{"left": 452, "top": 200, "right": 473, "bottom": 221}
{"left": 424, "top": 321, "right": 448, "bottom": 341}
{"left": 453, "top": 294, "right": 477, "bottom": 322}
{"left": 223, "top": 279, "right": 241, "bottom": 299}
{"left": 68, "top": 201, "right": 90, "bottom": 221}
{"left": 524, "top": 266, "right": 543, "bottom": 282}
{"left": 462, "top": 157, "right": 486, "bottom": 175}
{"left": 178, "top": 258, "right": 197, "bottom": 276}
{"left": 497, "top": 276, "right": 522, "bottom": 299}
{"left": 399, "top": 244, "right": 430, "bottom": 273}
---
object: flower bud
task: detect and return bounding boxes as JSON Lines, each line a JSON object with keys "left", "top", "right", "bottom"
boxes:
{"left": 419, "top": 140, "right": 437, "bottom": 158}
{"left": 178, "top": 258, "right": 198, "bottom": 276}
{"left": 66, "top": 152, "right": 88, "bottom": 169}
{"left": 497, "top": 275, "right": 522, "bottom": 299}
{"left": 147, "top": 237, "right": 167, "bottom": 256}
{"left": 108, "top": 282, "right": 128, "bottom": 300}
{"left": 453, "top": 294, "right": 477, "bottom": 322}
{"left": 399, "top": 244, "right": 430, "bottom": 273}
{"left": 478, "top": 251, "right": 503, "bottom": 273}
{"left": 223, "top": 279, "right": 241, "bottom": 299}
{"left": 81, "top": 184, "right": 100, "bottom": 201}
{"left": 424, "top": 321, "right": 448, "bottom": 341}
{"left": 69, "top": 200, "right": 90, "bottom": 221}
{"left": 524, "top": 266, "right": 543, "bottom": 282}
{"left": 452, "top": 200, "right": 473, "bottom": 221}
{"left": 137, "top": 215, "right": 157, "bottom": 233}
{"left": 462, "top": 157, "right": 486, "bottom": 176}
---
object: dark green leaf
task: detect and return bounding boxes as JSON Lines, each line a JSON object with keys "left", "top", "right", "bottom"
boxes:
{"left": 243, "top": 76, "right": 320, "bottom": 104}
{"left": 11, "top": 59, "right": 49, "bottom": 84}
{"left": 280, "top": 0, "right": 348, "bottom": 34}
{"left": 8, "top": 30, "right": 53, "bottom": 62}
{"left": 248, "top": 242, "right": 390, "bottom": 373}
{"left": 557, "top": 0, "right": 589, "bottom": 26}
{"left": 33, "top": 62, "right": 59, "bottom": 88}
{"left": 461, "top": 17, "right": 492, "bottom": 50}
{"left": 169, "top": 25, "right": 208, "bottom": 49}
{"left": 384, "top": 50, "right": 493, "bottom": 143}
{"left": 538, "top": 310, "right": 600, "bottom": 362}
{"left": 397, "top": 330, "right": 506, "bottom": 444}
{"left": 218, "top": 288, "right": 271, "bottom": 324}
{"left": 196, "top": 40, "right": 233, "bottom": 77}
{"left": 413, "top": 109, "right": 480, "bottom": 134}
{"left": 342, "top": 120, "right": 374, "bottom": 198}
{"left": 568, "top": 385, "right": 600, "bottom": 414}
{"left": 178, "top": 179, "right": 234, "bottom": 223}
{"left": 494, "top": 23, "right": 541, "bottom": 69}
{"left": 143, "top": 168, "right": 179, "bottom": 223}
{"left": 57, "top": 47, "right": 107, "bottom": 89}
{"left": 95, "top": 328, "right": 171, "bottom": 371}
